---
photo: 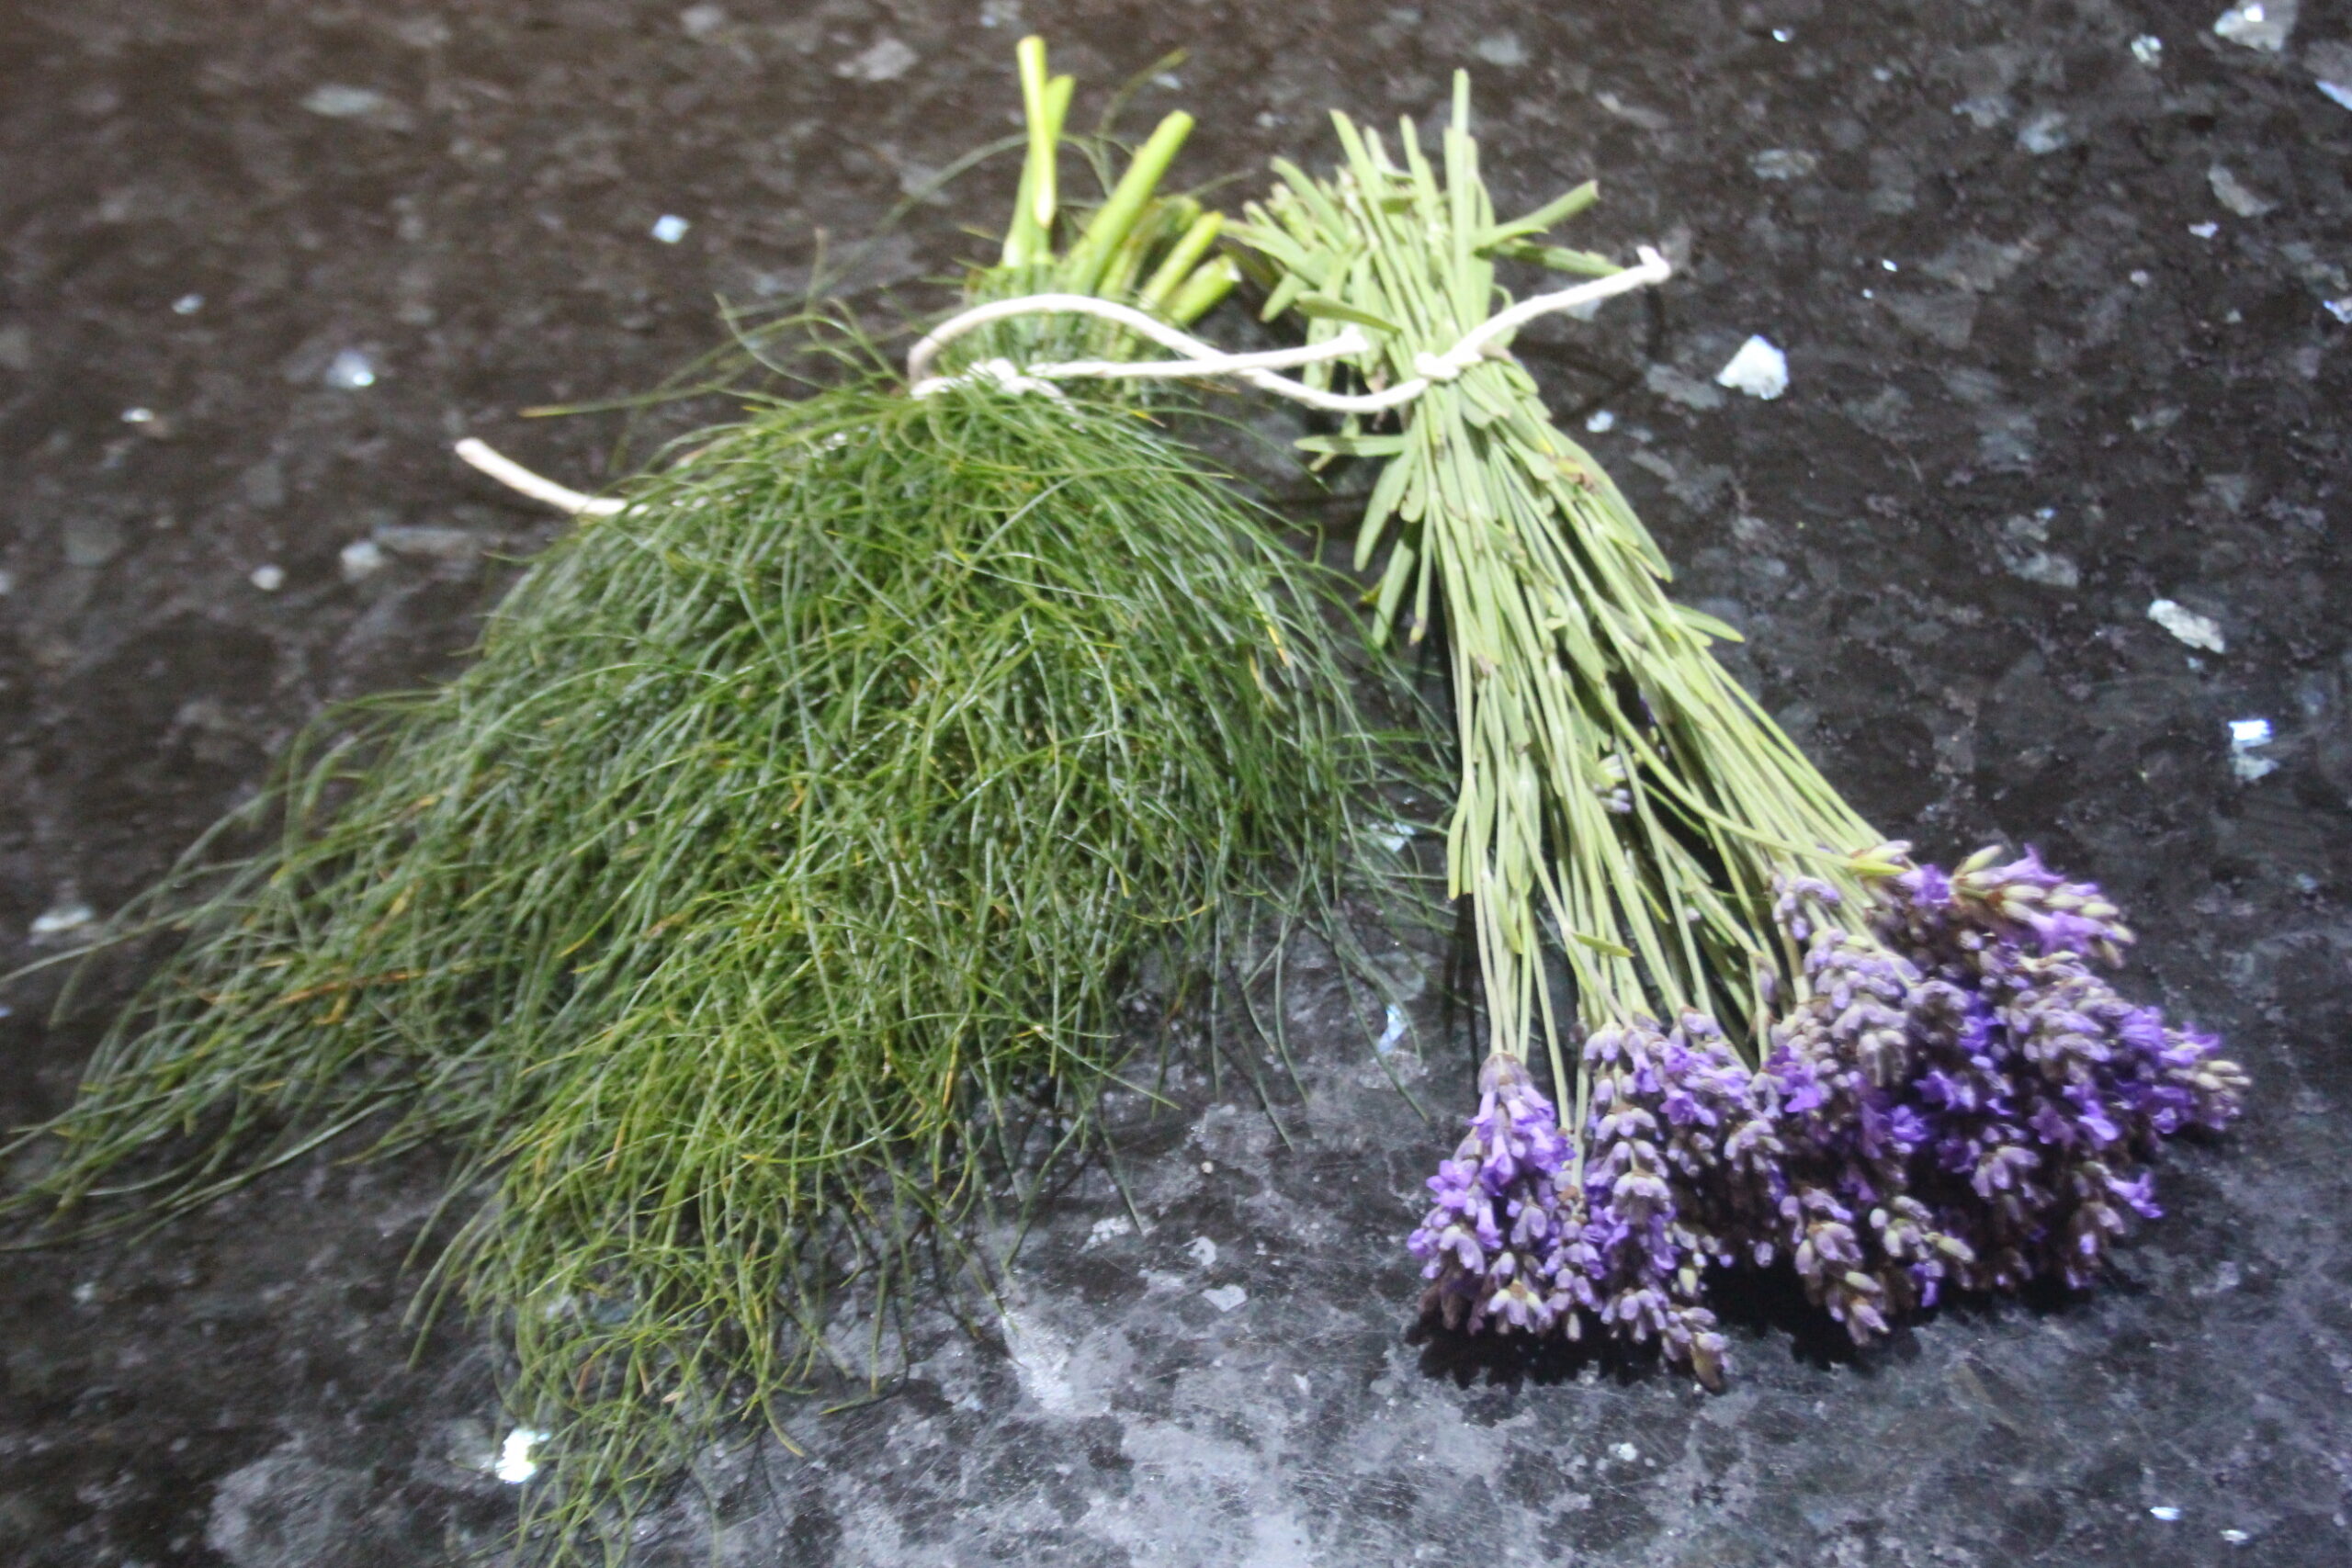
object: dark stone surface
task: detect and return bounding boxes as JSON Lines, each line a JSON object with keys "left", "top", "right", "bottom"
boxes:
{"left": 4, "top": 1, "right": 2350, "bottom": 1563}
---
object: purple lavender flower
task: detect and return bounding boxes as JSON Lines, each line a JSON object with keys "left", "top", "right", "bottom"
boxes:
{"left": 1402, "top": 846, "right": 2245, "bottom": 1385}
{"left": 1408, "top": 1053, "right": 1573, "bottom": 1336}
{"left": 1857, "top": 846, "right": 2247, "bottom": 1296}
{"left": 1566, "top": 1019, "right": 1735, "bottom": 1384}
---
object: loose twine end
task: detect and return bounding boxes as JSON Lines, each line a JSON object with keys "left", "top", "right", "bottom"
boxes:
{"left": 454, "top": 437, "right": 625, "bottom": 517}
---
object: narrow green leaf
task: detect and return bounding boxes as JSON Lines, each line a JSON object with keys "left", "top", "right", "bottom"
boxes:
{"left": 1258, "top": 270, "right": 1306, "bottom": 324}
{"left": 1294, "top": 433, "right": 1407, "bottom": 457}
{"left": 1354, "top": 456, "right": 1411, "bottom": 570}
{"left": 1483, "top": 240, "right": 1623, "bottom": 276}
{"left": 1675, "top": 604, "right": 1747, "bottom": 644}
{"left": 1571, "top": 926, "right": 1627, "bottom": 964}
{"left": 1294, "top": 293, "right": 1405, "bottom": 335}
{"left": 1477, "top": 180, "right": 1600, "bottom": 248}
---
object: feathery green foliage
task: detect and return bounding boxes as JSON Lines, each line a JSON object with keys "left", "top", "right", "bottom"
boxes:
{"left": 6, "top": 41, "right": 1411, "bottom": 1559}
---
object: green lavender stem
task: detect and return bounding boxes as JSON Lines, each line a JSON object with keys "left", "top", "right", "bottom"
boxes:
{"left": 1237, "top": 74, "right": 1900, "bottom": 1111}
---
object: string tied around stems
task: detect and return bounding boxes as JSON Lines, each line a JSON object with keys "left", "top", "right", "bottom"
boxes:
{"left": 902, "top": 246, "right": 1671, "bottom": 412}
{"left": 452, "top": 247, "right": 1669, "bottom": 514}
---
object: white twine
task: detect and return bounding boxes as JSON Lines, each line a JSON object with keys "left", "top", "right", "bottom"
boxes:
{"left": 905, "top": 292, "right": 1374, "bottom": 403}
{"left": 905, "top": 245, "right": 1670, "bottom": 413}
{"left": 455, "top": 437, "right": 624, "bottom": 517}
{"left": 457, "top": 246, "right": 1673, "bottom": 514}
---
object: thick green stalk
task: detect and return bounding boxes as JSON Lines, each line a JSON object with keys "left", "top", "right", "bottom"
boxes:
{"left": 1136, "top": 209, "right": 1226, "bottom": 314}
{"left": 1062, "top": 111, "right": 1196, "bottom": 294}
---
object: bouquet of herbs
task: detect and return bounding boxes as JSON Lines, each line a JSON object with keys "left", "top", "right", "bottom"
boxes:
{"left": 1233, "top": 76, "right": 2247, "bottom": 1382}
{"left": 5, "top": 42, "right": 1410, "bottom": 1556}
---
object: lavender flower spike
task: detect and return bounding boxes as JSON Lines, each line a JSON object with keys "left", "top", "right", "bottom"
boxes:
{"left": 1408, "top": 1054, "right": 1573, "bottom": 1335}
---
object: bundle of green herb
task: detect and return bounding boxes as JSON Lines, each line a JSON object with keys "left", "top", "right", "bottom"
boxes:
{"left": 1235, "top": 77, "right": 2245, "bottom": 1381}
{"left": 6, "top": 41, "right": 1405, "bottom": 1555}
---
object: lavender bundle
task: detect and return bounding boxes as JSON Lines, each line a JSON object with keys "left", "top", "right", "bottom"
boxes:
{"left": 1235, "top": 78, "right": 2246, "bottom": 1381}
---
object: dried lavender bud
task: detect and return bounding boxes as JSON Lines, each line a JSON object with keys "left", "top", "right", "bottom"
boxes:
{"left": 1408, "top": 1053, "right": 1573, "bottom": 1335}
{"left": 1403, "top": 847, "right": 2244, "bottom": 1376}
{"left": 1566, "top": 1019, "right": 1746, "bottom": 1379}
{"left": 1855, "top": 848, "right": 2246, "bottom": 1298}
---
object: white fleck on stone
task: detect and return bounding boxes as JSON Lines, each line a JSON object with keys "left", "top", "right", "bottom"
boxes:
{"left": 322, "top": 349, "right": 377, "bottom": 389}
{"left": 1374, "top": 1004, "right": 1409, "bottom": 1056}
{"left": 2149, "top": 1504, "right": 2184, "bottom": 1521}
{"left": 120, "top": 406, "right": 155, "bottom": 423}
{"left": 1750, "top": 148, "right": 1817, "bottom": 181}
{"left": 2130, "top": 269, "right": 2153, "bottom": 287}
{"left": 338, "top": 539, "right": 387, "bottom": 582}
{"left": 2229, "top": 716, "right": 2276, "bottom": 782}
{"left": 1474, "top": 33, "right": 1527, "bottom": 68}
{"left": 1083, "top": 1214, "right": 1133, "bottom": 1249}
{"left": 1185, "top": 1235, "right": 1219, "bottom": 1269}
{"left": 2222, "top": 1529, "right": 2251, "bottom": 1544}
{"left": 2325, "top": 297, "right": 2352, "bottom": 324}
{"left": 841, "top": 36, "right": 918, "bottom": 83}
{"left": 1715, "top": 335, "right": 1788, "bottom": 400}
{"left": 1202, "top": 1284, "right": 1249, "bottom": 1313}
{"left": 2208, "top": 165, "right": 2278, "bottom": 218}
{"left": 2188, "top": 221, "right": 2220, "bottom": 238}
{"left": 1952, "top": 96, "right": 2013, "bottom": 129}
{"left": 1592, "top": 91, "right": 1668, "bottom": 131}
{"left": 2212, "top": 2, "right": 2294, "bottom": 53}
{"left": 650, "top": 214, "right": 691, "bottom": 243}
{"left": 2315, "top": 43, "right": 2352, "bottom": 99}
{"left": 1585, "top": 409, "right": 1615, "bottom": 433}
{"left": 1611, "top": 1441, "right": 1639, "bottom": 1462}
{"left": 678, "top": 5, "right": 728, "bottom": 39}
{"left": 1293, "top": 1372, "right": 1311, "bottom": 1395}
{"left": 2147, "top": 599, "right": 2225, "bottom": 653}
{"left": 250, "top": 563, "right": 287, "bottom": 592}
{"left": 2006, "top": 549, "right": 2078, "bottom": 589}
{"left": 173, "top": 292, "right": 204, "bottom": 314}
{"left": 2017, "top": 110, "right": 2069, "bottom": 155}
{"left": 31, "top": 902, "right": 96, "bottom": 937}
{"left": 73, "top": 1280, "right": 99, "bottom": 1305}
{"left": 302, "top": 84, "right": 390, "bottom": 119}
{"left": 494, "top": 1427, "right": 547, "bottom": 1484}
{"left": 1199, "top": 1160, "right": 1215, "bottom": 1175}
{"left": 2131, "top": 34, "right": 2165, "bottom": 65}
